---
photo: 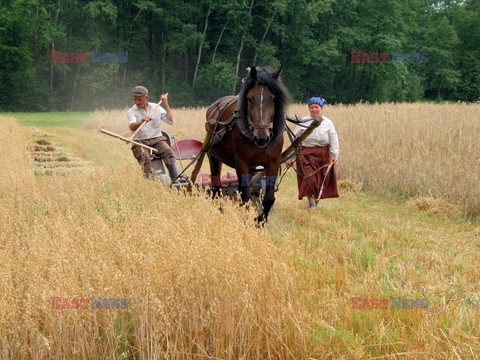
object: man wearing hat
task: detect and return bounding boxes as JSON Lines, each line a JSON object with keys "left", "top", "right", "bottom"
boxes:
{"left": 128, "top": 85, "right": 179, "bottom": 180}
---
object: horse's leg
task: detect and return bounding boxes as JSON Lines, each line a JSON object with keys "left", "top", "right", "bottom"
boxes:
{"left": 257, "top": 163, "right": 279, "bottom": 224}
{"left": 236, "top": 162, "right": 252, "bottom": 205}
{"left": 208, "top": 153, "right": 222, "bottom": 198}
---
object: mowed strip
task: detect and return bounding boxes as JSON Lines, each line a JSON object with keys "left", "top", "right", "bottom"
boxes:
{"left": 28, "top": 130, "right": 90, "bottom": 176}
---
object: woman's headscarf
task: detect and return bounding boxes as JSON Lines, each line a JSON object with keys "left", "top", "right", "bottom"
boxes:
{"left": 307, "top": 97, "right": 327, "bottom": 108}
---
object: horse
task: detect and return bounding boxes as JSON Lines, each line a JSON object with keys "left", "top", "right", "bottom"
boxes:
{"left": 205, "top": 66, "right": 290, "bottom": 223}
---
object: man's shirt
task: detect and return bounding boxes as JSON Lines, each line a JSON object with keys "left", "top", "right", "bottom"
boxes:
{"left": 127, "top": 102, "right": 172, "bottom": 140}
{"left": 294, "top": 115, "right": 340, "bottom": 159}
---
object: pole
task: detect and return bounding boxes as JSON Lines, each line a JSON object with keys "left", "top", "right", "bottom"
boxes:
{"left": 280, "top": 118, "right": 321, "bottom": 163}
{"left": 187, "top": 124, "right": 215, "bottom": 192}
{"left": 100, "top": 129, "right": 158, "bottom": 154}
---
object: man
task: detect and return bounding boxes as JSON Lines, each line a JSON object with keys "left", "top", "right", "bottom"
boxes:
{"left": 127, "top": 85, "right": 179, "bottom": 180}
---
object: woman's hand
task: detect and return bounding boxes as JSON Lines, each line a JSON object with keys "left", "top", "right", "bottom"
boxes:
{"left": 329, "top": 153, "right": 337, "bottom": 164}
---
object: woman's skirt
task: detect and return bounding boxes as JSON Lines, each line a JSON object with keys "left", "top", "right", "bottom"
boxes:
{"left": 296, "top": 145, "right": 339, "bottom": 200}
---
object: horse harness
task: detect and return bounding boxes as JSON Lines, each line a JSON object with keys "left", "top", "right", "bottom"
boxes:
{"left": 205, "top": 96, "right": 239, "bottom": 147}
{"left": 206, "top": 92, "right": 278, "bottom": 146}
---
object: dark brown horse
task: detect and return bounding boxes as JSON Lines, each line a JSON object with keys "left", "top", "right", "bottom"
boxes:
{"left": 205, "top": 66, "right": 289, "bottom": 223}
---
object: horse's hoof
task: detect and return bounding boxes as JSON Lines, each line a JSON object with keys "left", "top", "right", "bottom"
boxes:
{"left": 256, "top": 215, "right": 267, "bottom": 227}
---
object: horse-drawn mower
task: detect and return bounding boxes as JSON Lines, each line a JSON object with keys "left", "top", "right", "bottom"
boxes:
{"left": 100, "top": 115, "right": 320, "bottom": 210}
{"left": 101, "top": 67, "right": 321, "bottom": 223}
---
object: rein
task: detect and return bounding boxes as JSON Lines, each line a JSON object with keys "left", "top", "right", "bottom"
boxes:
{"left": 302, "top": 159, "right": 333, "bottom": 178}
{"left": 316, "top": 163, "right": 334, "bottom": 201}
{"left": 296, "top": 151, "right": 335, "bottom": 200}
{"left": 286, "top": 115, "right": 320, "bottom": 128}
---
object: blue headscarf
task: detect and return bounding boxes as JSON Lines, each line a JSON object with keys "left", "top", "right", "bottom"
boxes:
{"left": 307, "top": 97, "right": 327, "bottom": 108}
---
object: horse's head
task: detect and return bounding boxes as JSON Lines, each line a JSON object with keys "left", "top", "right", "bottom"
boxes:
{"left": 239, "top": 66, "right": 288, "bottom": 148}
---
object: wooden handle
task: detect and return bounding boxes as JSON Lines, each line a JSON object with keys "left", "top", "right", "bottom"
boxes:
{"left": 101, "top": 129, "right": 158, "bottom": 153}
{"left": 280, "top": 118, "right": 321, "bottom": 163}
{"left": 187, "top": 126, "right": 214, "bottom": 192}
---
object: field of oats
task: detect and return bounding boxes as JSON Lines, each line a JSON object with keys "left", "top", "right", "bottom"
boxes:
{"left": 1, "top": 103, "right": 479, "bottom": 359}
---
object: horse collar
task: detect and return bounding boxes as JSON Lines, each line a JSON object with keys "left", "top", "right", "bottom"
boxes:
{"left": 234, "top": 110, "right": 256, "bottom": 143}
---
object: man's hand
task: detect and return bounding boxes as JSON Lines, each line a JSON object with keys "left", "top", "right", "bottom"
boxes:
{"left": 141, "top": 115, "right": 152, "bottom": 123}
{"left": 160, "top": 93, "right": 174, "bottom": 124}
{"left": 286, "top": 159, "right": 294, "bottom": 168}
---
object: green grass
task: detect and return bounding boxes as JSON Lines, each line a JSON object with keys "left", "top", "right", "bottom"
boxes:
{"left": 1, "top": 112, "right": 92, "bottom": 128}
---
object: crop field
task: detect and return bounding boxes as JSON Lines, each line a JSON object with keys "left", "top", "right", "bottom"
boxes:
{"left": 0, "top": 103, "right": 479, "bottom": 359}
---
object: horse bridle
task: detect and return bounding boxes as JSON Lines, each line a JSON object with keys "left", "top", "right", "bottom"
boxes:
{"left": 247, "top": 119, "right": 273, "bottom": 131}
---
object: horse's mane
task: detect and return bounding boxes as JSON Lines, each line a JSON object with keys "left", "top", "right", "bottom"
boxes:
{"left": 237, "top": 66, "right": 290, "bottom": 142}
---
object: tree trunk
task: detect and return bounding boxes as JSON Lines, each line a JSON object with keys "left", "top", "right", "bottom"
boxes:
{"left": 50, "top": 43, "right": 55, "bottom": 91}
{"left": 122, "top": 60, "right": 127, "bottom": 88}
{"left": 148, "top": 13, "right": 153, "bottom": 62}
{"left": 49, "top": 2, "right": 61, "bottom": 92}
{"left": 33, "top": 5, "right": 39, "bottom": 60}
{"left": 161, "top": 32, "right": 166, "bottom": 87}
{"left": 233, "top": 0, "right": 255, "bottom": 94}
{"left": 212, "top": 19, "right": 229, "bottom": 63}
{"left": 193, "top": 2, "right": 213, "bottom": 87}
{"left": 185, "top": 50, "right": 189, "bottom": 83}
{"left": 233, "top": 38, "right": 245, "bottom": 94}
{"left": 70, "top": 64, "right": 81, "bottom": 111}
{"left": 253, "top": 18, "right": 273, "bottom": 66}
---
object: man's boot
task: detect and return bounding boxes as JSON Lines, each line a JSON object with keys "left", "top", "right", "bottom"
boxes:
{"left": 166, "top": 162, "right": 179, "bottom": 182}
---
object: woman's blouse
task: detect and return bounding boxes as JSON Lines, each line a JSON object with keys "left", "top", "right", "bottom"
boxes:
{"left": 294, "top": 115, "right": 339, "bottom": 159}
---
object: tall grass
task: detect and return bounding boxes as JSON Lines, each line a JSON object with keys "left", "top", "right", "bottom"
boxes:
{"left": 89, "top": 102, "right": 480, "bottom": 213}
{"left": 317, "top": 102, "right": 480, "bottom": 214}
{"left": 2, "top": 114, "right": 479, "bottom": 358}
{"left": 0, "top": 118, "right": 307, "bottom": 358}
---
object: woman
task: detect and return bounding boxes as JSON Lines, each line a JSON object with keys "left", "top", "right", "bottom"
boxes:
{"left": 289, "top": 97, "right": 340, "bottom": 209}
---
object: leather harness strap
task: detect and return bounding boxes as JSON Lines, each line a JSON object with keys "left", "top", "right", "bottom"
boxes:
{"left": 205, "top": 96, "right": 239, "bottom": 147}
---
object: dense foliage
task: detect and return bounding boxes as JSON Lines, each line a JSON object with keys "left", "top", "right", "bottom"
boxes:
{"left": 0, "top": 0, "right": 478, "bottom": 110}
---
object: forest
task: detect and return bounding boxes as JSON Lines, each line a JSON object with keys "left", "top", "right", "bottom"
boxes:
{"left": 1, "top": 0, "right": 479, "bottom": 110}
